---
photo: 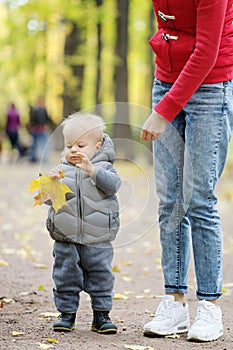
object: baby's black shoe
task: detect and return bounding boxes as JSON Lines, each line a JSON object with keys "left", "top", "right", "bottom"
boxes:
{"left": 53, "top": 313, "right": 76, "bottom": 332}
{"left": 91, "top": 310, "right": 117, "bottom": 334}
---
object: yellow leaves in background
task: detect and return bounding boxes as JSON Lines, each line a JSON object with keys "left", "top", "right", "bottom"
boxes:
{"left": 26, "top": 171, "right": 72, "bottom": 213}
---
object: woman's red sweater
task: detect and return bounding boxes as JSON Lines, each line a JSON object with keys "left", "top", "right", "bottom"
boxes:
{"left": 151, "top": 0, "right": 233, "bottom": 121}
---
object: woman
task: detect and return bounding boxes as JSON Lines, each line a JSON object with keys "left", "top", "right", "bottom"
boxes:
{"left": 141, "top": 0, "right": 233, "bottom": 342}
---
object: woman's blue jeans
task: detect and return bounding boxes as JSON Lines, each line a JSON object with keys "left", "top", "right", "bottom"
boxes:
{"left": 152, "top": 79, "right": 233, "bottom": 300}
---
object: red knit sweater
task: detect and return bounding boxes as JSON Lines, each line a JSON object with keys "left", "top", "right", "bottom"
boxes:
{"left": 151, "top": 0, "right": 233, "bottom": 121}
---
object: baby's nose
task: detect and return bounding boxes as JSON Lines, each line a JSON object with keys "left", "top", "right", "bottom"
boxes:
{"left": 71, "top": 144, "right": 79, "bottom": 152}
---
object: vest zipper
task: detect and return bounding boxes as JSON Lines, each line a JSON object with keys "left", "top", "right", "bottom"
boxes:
{"left": 77, "top": 169, "right": 83, "bottom": 242}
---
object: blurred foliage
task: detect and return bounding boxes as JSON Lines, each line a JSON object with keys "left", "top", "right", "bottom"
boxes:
{"left": 0, "top": 0, "right": 155, "bottom": 129}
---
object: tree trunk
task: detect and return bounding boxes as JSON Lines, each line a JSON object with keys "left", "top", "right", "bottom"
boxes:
{"left": 62, "top": 21, "right": 85, "bottom": 117}
{"left": 113, "top": 0, "right": 133, "bottom": 160}
{"left": 95, "top": 0, "right": 103, "bottom": 116}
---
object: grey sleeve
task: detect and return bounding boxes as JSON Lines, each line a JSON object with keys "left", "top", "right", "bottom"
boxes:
{"left": 91, "top": 166, "right": 121, "bottom": 196}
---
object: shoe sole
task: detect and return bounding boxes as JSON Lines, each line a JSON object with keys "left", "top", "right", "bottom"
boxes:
{"left": 91, "top": 327, "right": 117, "bottom": 334}
{"left": 188, "top": 329, "right": 223, "bottom": 342}
{"left": 53, "top": 326, "right": 75, "bottom": 332}
{"left": 144, "top": 324, "right": 189, "bottom": 337}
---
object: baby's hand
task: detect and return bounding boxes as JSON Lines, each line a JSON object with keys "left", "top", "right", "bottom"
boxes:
{"left": 48, "top": 167, "right": 63, "bottom": 180}
{"left": 75, "top": 153, "right": 95, "bottom": 176}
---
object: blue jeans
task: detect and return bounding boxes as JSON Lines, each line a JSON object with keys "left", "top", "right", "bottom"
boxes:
{"left": 152, "top": 79, "right": 233, "bottom": 300}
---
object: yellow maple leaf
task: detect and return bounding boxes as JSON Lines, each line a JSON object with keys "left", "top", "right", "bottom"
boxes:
{"left": 26, "top": 172, "right": 72, "bottom": 213}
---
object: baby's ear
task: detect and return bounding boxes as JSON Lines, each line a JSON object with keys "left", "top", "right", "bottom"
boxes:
{"left": 96, "top": 141, "right": 102, "bottom": 149}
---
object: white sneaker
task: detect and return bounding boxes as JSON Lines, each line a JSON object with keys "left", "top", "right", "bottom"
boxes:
{"left": 188, "top": 300, "right": 223, "bottom": 342}
{"left": 143, "top": 295, "right": 190, "bottom": 336}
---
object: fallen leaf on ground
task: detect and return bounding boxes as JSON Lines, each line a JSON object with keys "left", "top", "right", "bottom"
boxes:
{"left": 1, "top": 298, "right": 15, "bottom": 304}
{"left": 122, "top": 260, "right": 133, "bottom": 266}
{"left": 123, "top": 345, "right": 154, "bottom": 350}
{"left": 112, "top": 265, "right": 121, "bottom": 273}
{"left": 122, "top": 276, "right": 132, "bottom": 282}
{"left": 123, "top": 291, "right": 133, "bottom": 295}
{"left": 39, "top": 312, "right": 60, "bottom": 318}
{"left": 0, "top": 248, "right": 16, "bottom": 254}
{"left": 115, "top": 318, "right": 125, "bottom": 323}
{"left": 12, "top": 331, "right": 24, "bottom": 337}
{"left": 26, "top": 172, "right": 72, "bottom": 213}
{"left": 222, "top": 286, "right": 232, "bottom": 296}
{"left": 38, "top": 285, "right": 45, "bottom": 291}
{"left": 33, "top": 263, "right": 48, "bottom": 269}
{"left": 0, "top": 260, "right": 9, "bottom": 267}
{"left": 143, "top": 289, "right": 151, "bottom": 294}
{"left": 165, "top": 333, "right": 180, "bottom": 339}
{"left": 46, "top": 338, "right": 58, "bottom": 344}
{"left": 37, "top": 344, "right": 54, "bottom": 349}
{"left": 223, "top": 283, "right": 233, "bottom": 288}
{"left": 113, "top": 293, "right": 129, "bottom": 300}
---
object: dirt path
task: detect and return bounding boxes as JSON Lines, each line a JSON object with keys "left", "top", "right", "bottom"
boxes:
{"left": 0, "top": 159, "right": 233, "bottom": 350}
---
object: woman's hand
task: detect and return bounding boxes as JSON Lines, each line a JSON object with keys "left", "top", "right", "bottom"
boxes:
{"left": 141, "top": 110, "right": 167, "bottom": 141}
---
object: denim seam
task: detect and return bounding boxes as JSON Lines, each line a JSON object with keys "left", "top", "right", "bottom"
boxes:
{"left": 165, "top": 285, "right": 188, "bottom": 290}
{"left": 207, "top": 122, "right": 222, "bottom": 218}
{"left": 175, "top": 141, "right": 184, "bottom": 287}
{"left": 196, "top": 291, "right": 222, "bottom": 299}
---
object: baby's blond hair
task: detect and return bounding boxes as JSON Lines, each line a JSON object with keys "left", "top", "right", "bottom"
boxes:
{"left": 62, "top": 112, "right": 106, "bottom": 141}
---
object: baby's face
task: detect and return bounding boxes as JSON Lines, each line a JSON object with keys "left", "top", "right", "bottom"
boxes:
{"left": 64, "top": 130, "right": 102, "bottom": 165}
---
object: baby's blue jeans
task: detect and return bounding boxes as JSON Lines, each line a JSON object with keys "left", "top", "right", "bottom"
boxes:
{"left": 52, "top": 241, "right": 114, "bottom": 313}
{"left": 152, "top": 79, "right": 233, "bottom": 300}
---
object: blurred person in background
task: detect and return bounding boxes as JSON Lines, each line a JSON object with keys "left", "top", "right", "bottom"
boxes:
{"left": 28, "top": 97, "right": 51, "bottom": 163}
{"left": 5, "top": 102, "right": 23, "bottom": 160}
